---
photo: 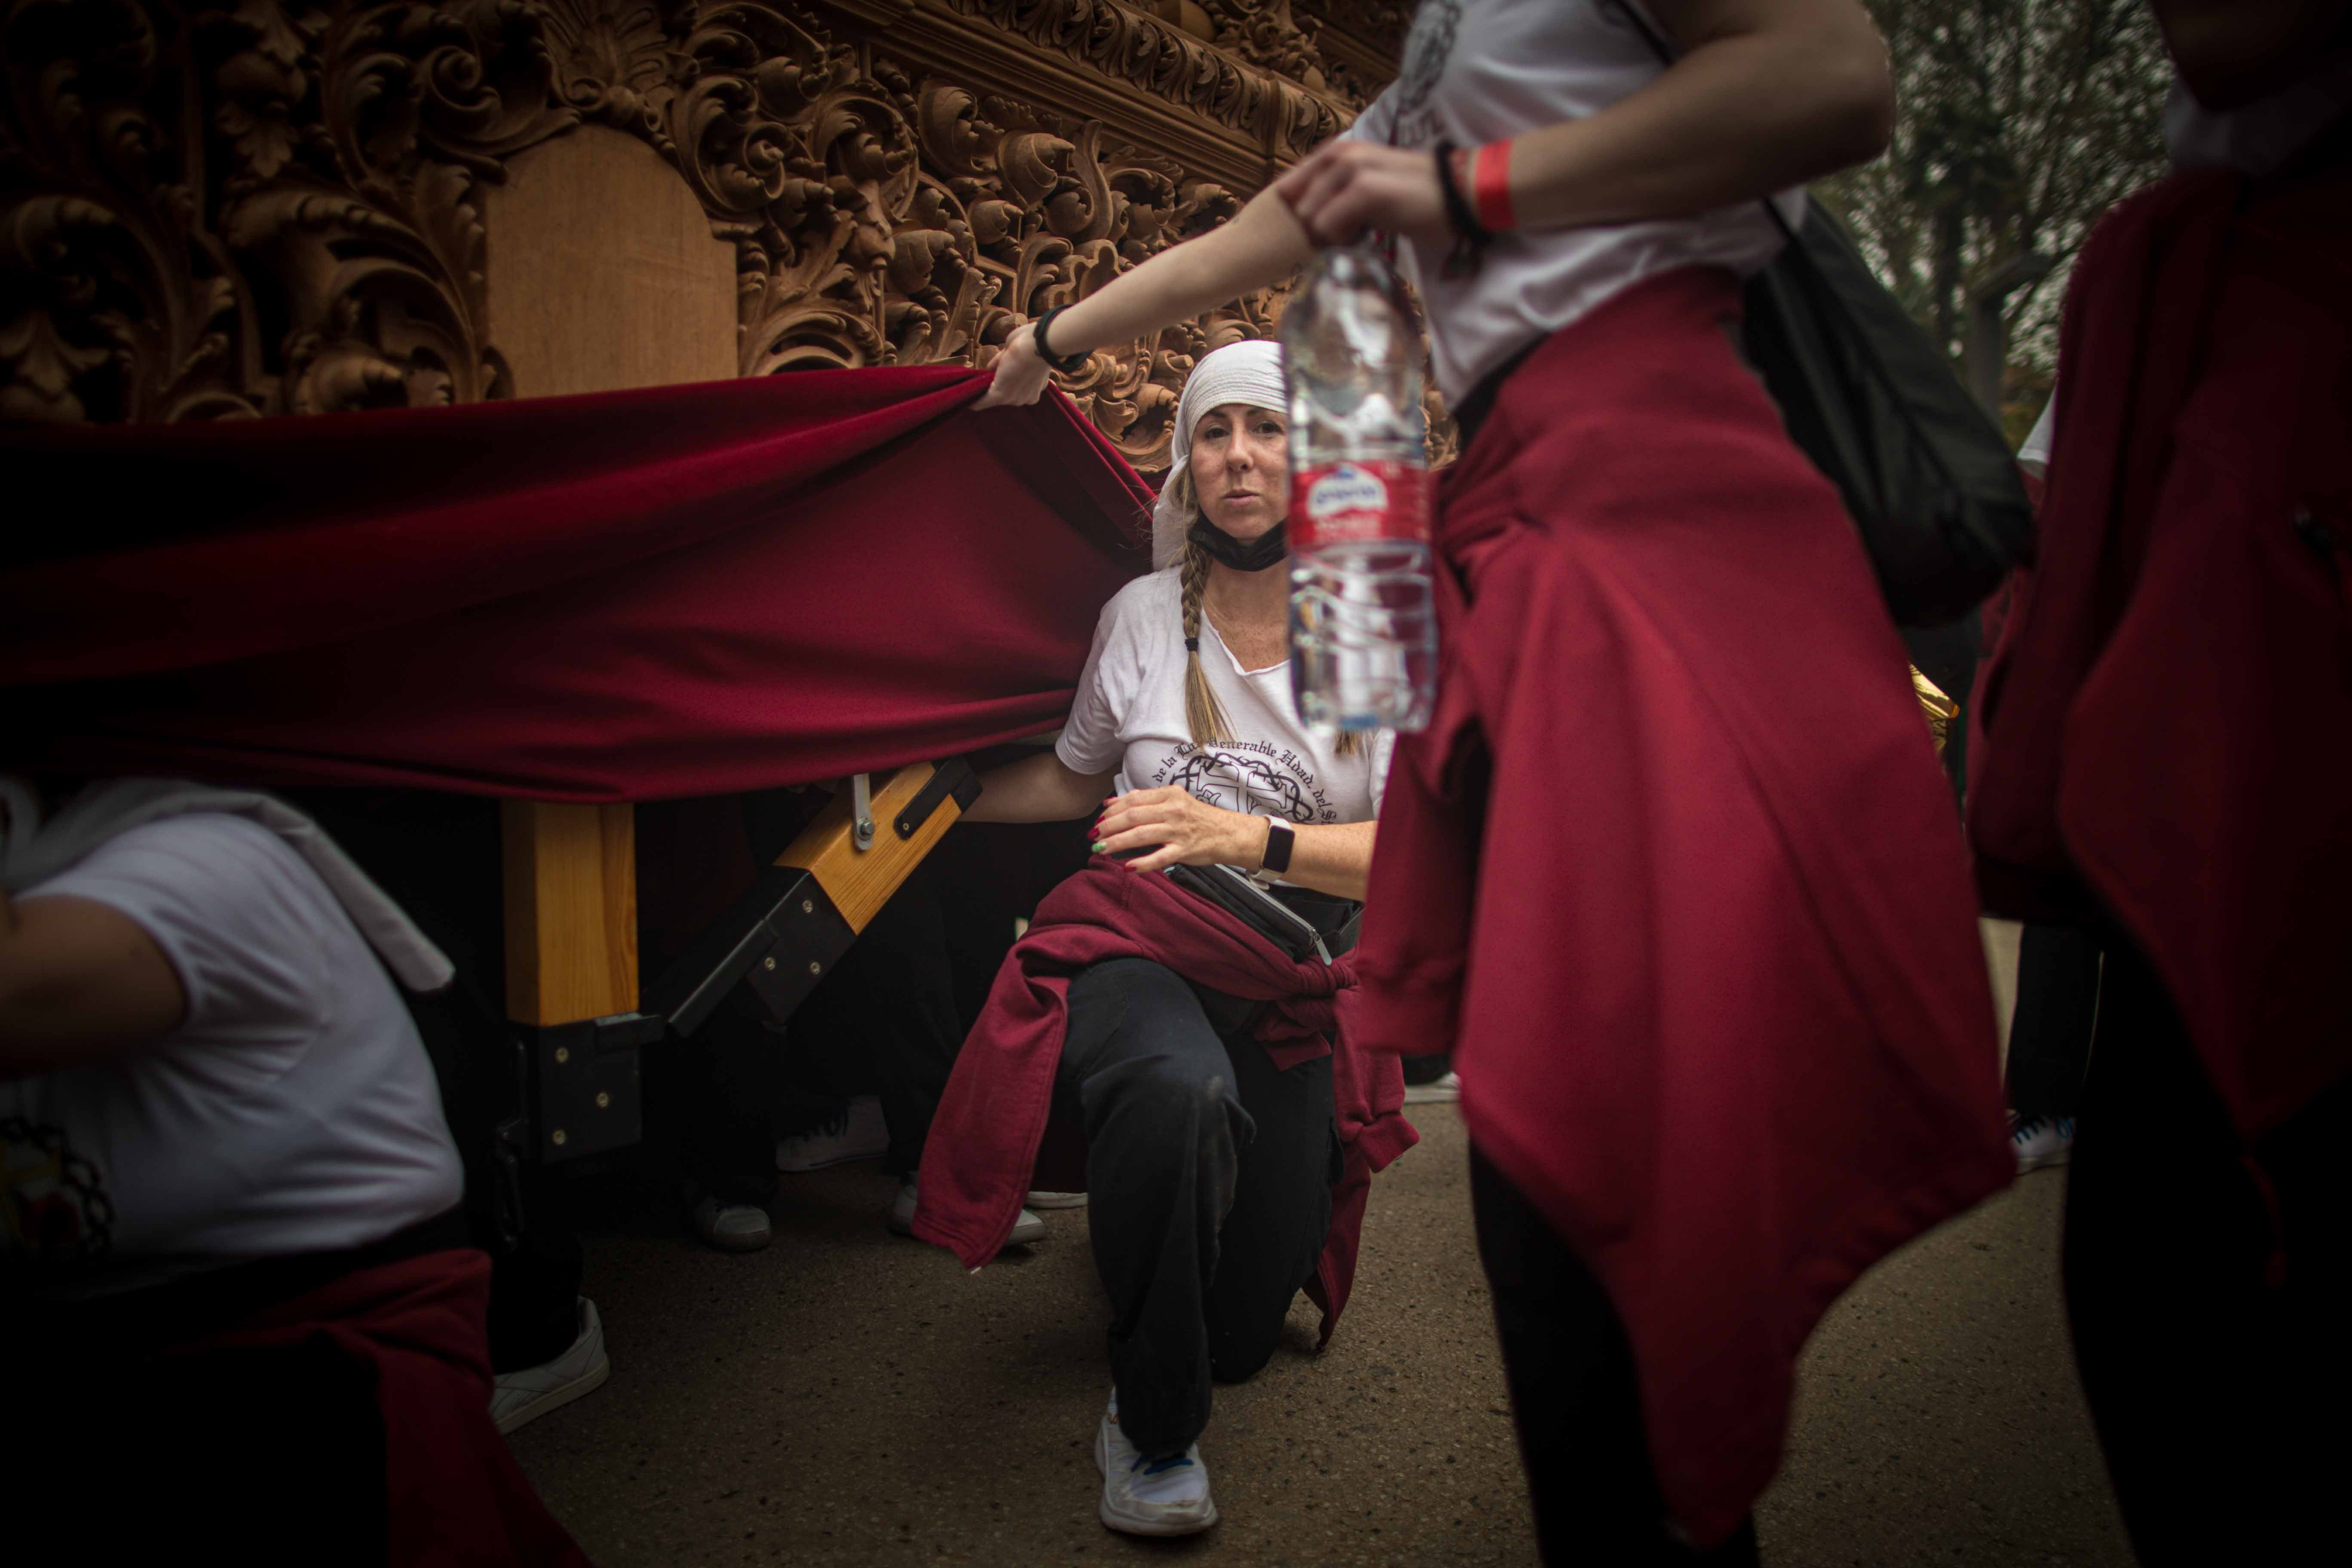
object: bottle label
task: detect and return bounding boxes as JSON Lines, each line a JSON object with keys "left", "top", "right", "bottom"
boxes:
{"left": 1290, "top": 459, "right": 1431, "bottom": 551}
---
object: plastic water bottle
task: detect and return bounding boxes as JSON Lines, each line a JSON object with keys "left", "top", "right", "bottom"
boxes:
{"left": 1281, "top": 246, "right": 1437, "bottom": 736}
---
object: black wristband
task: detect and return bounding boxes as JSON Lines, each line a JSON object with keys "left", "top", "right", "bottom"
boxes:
{"left": 1431, "top": 141, "right": 1490, "bottom": 279}
{"left": 1260, "top": 818, "right": 1295, "bottom": 876}
{"left": 1031, "top": 305, "right": 1090, "bottom": 374}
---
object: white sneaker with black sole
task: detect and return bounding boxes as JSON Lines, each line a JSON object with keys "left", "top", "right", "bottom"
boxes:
{"left": 688, "top": 1190, "right": 772, "bottom": 1251}
{"left": 491, "top": 1298, "right": 610, "bottom": 1435}
{"left": 890, "top": 1177, "right": 1046, "bottom": 1246}
{"left": 1095, "top": 1389, "right": 1217, "bottom": 1536}
{"left": 2012, "top": 1115, "right": 2076, "bottom": 1173}
{"left": 776, "top": 1094, "right": 891, "bottom": 1172}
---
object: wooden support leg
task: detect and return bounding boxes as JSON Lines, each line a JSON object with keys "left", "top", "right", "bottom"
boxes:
{"left": 502, "top": 802, "right": 655, "bottom": 1161}
{"left": 502, "top": 801, "right": 639, "bottom": 1026}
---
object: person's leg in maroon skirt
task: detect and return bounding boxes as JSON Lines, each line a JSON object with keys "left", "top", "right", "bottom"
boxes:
{"left": 1471, "top": 1148, "right": 1762, "bottom": 1565}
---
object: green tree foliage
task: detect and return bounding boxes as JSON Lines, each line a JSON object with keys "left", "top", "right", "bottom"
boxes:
{"left": 1823, "top": 0, "right": 2172, "bottom": 427}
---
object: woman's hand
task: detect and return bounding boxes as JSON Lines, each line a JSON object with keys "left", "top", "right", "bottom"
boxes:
{"left": 976, "top": 320, "right": 1058, "bottom": 409}
{"left": 1092, "top": 787, "right": 1267, "bottom": 874}
{"left": 1271, "top": 140, "right": 1450, "bottom": 249}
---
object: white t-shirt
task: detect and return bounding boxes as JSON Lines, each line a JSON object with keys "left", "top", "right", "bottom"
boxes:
{"left": 1345, "top": 0, "right": 1800, "bottom": 405}
{"left": 3, "top": 814, "right": 465, "bottom": 1294}
{"left": 1056, "top": 570, "right": 1394, "bottom": 848}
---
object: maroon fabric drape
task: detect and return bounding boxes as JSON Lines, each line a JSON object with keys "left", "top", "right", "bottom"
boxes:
{"left": 3, "top": 367, "right": 1150, "bottom": 799}
{"left": 1968, "top": 130, "right": 2352, "bottom": 1137}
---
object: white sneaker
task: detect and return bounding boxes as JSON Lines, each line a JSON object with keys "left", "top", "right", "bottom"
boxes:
{"left": 1095, "top": 1390, "right": 1217, "bottom": 1537}
{"left": 889, "top": 1178, "right": 1045, "bottom": 1246}
{"left": 1025, "top": 1190, "right": 1089, "bottom": 1210}
{"left": 1403, "top": 1069, "right": 1461, "bottom": 1105}
{"left": 2012, "top": 1115, "right": 2076, "bottom": 1172}
{"left": 688, "top": 1191, "right": 772, "bottom": 1251}
{"left": 775, "top": 1095, "right": 891, "bottom": 1172}
{"left": 492, "top": 1298, "right": 610, "bottom": 1435}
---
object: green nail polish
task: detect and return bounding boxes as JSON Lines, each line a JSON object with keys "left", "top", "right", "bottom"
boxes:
{"left": 1091, "top": 840, "right": 1109, "bottom": 854}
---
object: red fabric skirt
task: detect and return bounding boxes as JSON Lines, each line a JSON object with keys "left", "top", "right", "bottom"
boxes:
{"left": 1352, "top": 268, "right": 2011, "bottom": 1544}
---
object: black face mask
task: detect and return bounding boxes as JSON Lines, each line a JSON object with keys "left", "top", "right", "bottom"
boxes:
{"left": 1188, "top": 518, "right": 1287, "bottom": 573}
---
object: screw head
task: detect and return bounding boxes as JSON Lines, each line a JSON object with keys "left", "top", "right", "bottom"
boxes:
{"left": 762, "top": 956, "right": 777, "bottom": 971}
{"left": 551, "top": 1129, "right": 568, "bottom": 1147}
{"left": 595, "top": 1091, "right": 610, "bottom": 1109}
{"left": 808, "top": 960, "right": 822, "bottom": 976}
{"left": 802, "top": 899, "right": 814, "bottom": 915}
{"left": 553, "top": 1045, "right": 570, "bottom": 1064}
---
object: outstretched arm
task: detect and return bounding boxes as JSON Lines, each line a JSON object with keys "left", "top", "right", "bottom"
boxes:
{"left": 963, "top": 749, "right": 1117, "bottom": 824}
{"left": 1276, "top": 0, "right": 1892, "bottom": 244}
{"left": 977, "top": 190, "right": 1318, "bottom": 409}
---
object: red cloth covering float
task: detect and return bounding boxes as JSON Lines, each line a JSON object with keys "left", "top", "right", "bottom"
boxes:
{"left": 1968, "top": 129, "right": 2352, "bottom": 1138}
{"left": 912, "top": 859, "right": 1416, "bottom": 1343}
{"left": 1, "top": 368, "right": 1150, "bottom": 796}
{"left": 1351, "top": 268, "right": 2012, "bottom": 1545}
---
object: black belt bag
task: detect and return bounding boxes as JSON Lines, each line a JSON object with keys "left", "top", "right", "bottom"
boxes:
{"left": 1164, "top": 864, "right": 1360, "bottom": 1037}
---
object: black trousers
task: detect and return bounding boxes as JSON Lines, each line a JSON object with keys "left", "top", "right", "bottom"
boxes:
{"left": 2006, "top": 922, "right": 2101, "bottom": 1123}
{"left": 2062, "top": 938, "right": 2352, "bottom": 1564}
{"left": 1471, "top": 1148, "right": 1762, "bottom": 1566}
{"left": 1059, "top": 958, "right": 1337, "bottom": 1457}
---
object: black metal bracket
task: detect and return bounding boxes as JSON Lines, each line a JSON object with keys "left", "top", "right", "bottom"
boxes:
{"left": 525, "top": 1011, "right": 661, "bottom": 1164}
{"left": 521, "top": 759, "right": 977, "bottom": 1165}
{"left": 642, "top": 865, "right": 859, "bottom": 1038}
{"left": 896, "top": 755, "right": 980, "bottom": 839}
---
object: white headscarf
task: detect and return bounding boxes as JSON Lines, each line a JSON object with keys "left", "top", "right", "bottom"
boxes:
{"left": 1150, "top": 338, "right": 1289, "bottom": 570}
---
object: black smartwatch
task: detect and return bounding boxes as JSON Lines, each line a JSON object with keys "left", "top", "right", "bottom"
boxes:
{"left": 1259, "top": 818, "right": 1295, "bottom": 876}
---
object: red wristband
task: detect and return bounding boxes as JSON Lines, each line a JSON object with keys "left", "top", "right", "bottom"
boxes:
{"left": 1472, "top": 139, "right": 1517, "bottom": 233}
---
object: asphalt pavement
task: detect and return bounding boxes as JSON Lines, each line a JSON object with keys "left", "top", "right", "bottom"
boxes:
{"left": 509, "top": 1104, "right": 2133, "bottom": 1566}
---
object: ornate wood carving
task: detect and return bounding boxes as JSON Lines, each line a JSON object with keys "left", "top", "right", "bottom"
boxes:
{"left": 1, "top": 1, "right": 1400, "bottom": 467}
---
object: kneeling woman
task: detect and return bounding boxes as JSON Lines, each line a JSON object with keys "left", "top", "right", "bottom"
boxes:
{"left": 912, "top": 339, "right": 1414, "bottom": 1537}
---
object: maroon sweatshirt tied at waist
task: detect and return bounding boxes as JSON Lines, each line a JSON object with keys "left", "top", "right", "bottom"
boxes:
{"left": 913, "top": 859, "right": 1417, "bottom": 1343}
{"left": 1351, "top": 266, "right": 2012, "bottom": 1546}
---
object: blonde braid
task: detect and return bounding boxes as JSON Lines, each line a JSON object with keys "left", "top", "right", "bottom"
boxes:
{"left": 1180, "top": 533, "right": 1235, "bottom": 747}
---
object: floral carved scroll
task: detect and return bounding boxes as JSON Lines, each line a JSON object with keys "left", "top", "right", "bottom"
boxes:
{"left": 0, "top": 0, "right": 1394, "bottom": 467}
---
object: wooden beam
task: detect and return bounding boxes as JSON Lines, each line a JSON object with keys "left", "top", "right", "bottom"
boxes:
{"left": 502, "top": 801, "right": 639, "bottom": 1027}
